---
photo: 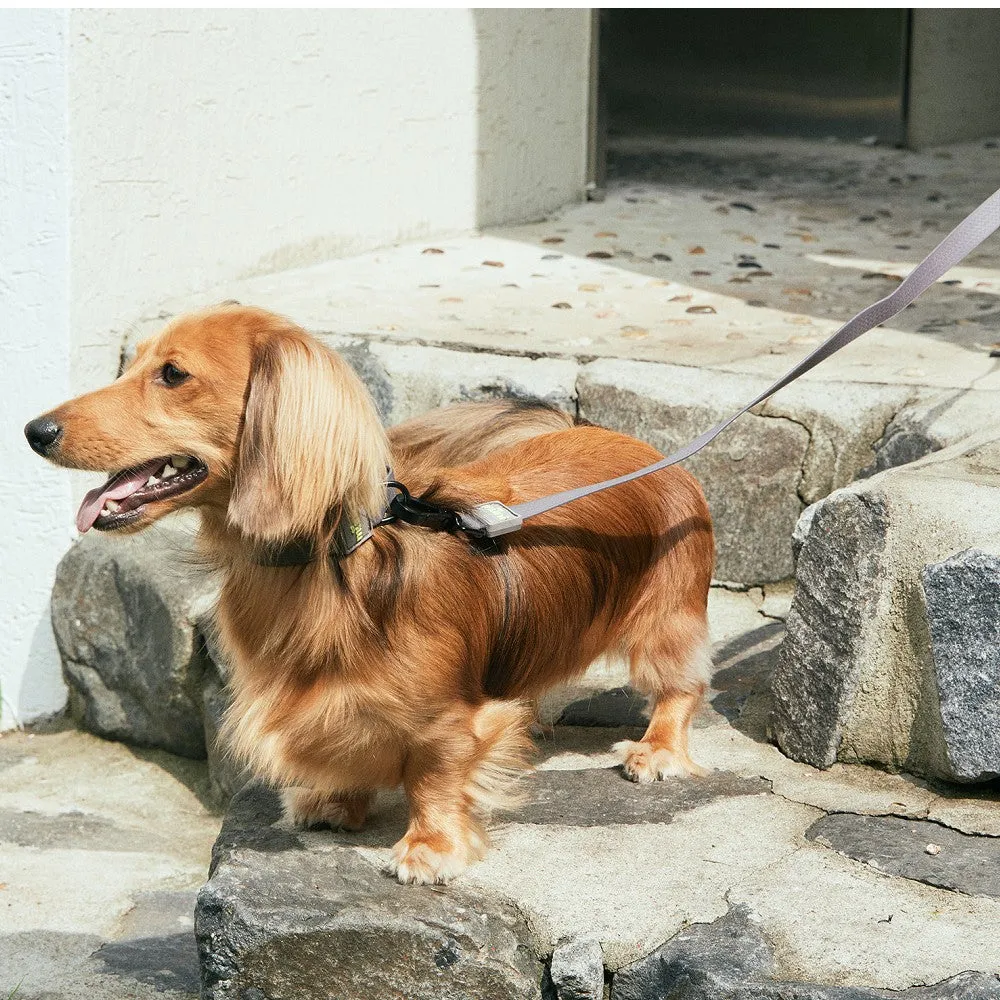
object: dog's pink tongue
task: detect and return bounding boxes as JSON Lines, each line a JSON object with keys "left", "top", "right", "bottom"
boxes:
{"left": 75, "top": 460, "right": 163, "bottom": 533}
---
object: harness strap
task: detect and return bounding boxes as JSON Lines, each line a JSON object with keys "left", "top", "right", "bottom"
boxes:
{"left": 455, "top": 186, "right": 1000, "bottom": 538}
{"left": 253, "top": 477, "right": 399, "bottom": 566}
{"left": 253, "top": 510, "right": 382, "bottom": 566}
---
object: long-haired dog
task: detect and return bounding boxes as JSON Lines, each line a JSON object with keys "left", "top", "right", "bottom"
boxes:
{"left": 25, "top": 306, "right": 714, "bottom": 884}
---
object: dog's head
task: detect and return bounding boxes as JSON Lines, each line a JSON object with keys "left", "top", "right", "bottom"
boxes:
{"left": 25, "top": 305, "right": 389, "bottom": 544}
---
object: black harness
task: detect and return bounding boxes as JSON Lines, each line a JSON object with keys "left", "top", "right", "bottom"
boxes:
{"left": 253, "top": 478, "right": 466, "bottom": 567}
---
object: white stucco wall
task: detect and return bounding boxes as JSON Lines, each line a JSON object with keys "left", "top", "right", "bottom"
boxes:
{"left": 0, "top": 10, "right": 74, "bottom": 728}
{"left": 474, "top": 9, "right": 591, "bottom": 226}
{"left": 69, "top": 8, "right": 591, "bottom": 392}
{"left": 2, "top": 8, "right": 591, "bottom": 730}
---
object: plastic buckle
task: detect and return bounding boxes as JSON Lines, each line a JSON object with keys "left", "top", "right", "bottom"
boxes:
{"left": 457, "top": 502, "right": 524, "bottom": 539}
{"left": 386, "top": 481, "right": 457, "bottom": 531}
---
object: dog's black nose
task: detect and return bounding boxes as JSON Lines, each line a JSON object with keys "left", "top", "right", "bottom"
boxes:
{"left": 24, "top": 416, "right": 63, "bottom": 456}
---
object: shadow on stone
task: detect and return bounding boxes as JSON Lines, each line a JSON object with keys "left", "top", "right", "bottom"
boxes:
{"left": 517, "top": 767, "right": 770, "bottom": 827}
{"left": 0, "top": 807, "right": 125, "bottom": 850}
{"left": 557, "top": 687, "right": 649, "bottom": 728}
{"left": 95, "top": 932, "right": 201, "bottom": 995}
{"left": 710, "top": 622, "right": 784, "bottom": 739}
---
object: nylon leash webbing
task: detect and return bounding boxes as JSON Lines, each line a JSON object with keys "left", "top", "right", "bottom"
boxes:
{"left": 456, "top": 186, "right": 1000, "bottom": 538}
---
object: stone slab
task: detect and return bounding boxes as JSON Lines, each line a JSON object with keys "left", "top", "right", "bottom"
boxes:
{"left": 728, "top": 847, "right": 1000, "bottom": 991}
{"left": 577, "top": 357, "right": 810, "bottom": 582}
{"left": 6, "top": 637, "right": 1000, "bottom": 1000}
{"left": 871, "top": 388, "right": 1000, "bottom": 474}
{"left": 611, "top": 905, "right": 1000, "bottom": 1000}
{"left": 807, "top": 813, "right": 1000, "bottom": 900}
{"left": 196, "top": 784, "right": 543, "bottom": 1000}
{"left": 0, "top": 726, "right": 218, "bottom": 1000}
{"left": 550, "top": 935, "right": 604, "bottom": 1000}
{"left": 770, "top": 488, "right": 889, "bottom": 767}
{"left": 198, "top": 695, "right": 1000, "bottom": 996}
{"left": 922, "top": 549, "right": 1000, "bottom": 782}
{"left": 329, "top": 335, "right": 581, "bottom": 426}
{"left": 771, "top": 433, "right": 1000, "bottom": 782}
{"left": 575, "top": 357, "right": 913, "bottom": 582}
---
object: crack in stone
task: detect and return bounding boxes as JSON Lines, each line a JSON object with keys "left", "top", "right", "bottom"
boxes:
{"left": 762, "top": 409, "right": 814, "bottom": 508}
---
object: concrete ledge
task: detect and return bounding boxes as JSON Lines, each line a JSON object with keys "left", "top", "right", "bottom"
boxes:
{"left": 120, "top": 240, "right": 1000, "bottom": 583}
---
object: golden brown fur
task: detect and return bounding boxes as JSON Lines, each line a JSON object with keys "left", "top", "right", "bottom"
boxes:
{"left": 30, "top": 305, "right": 715, "bottom": 884}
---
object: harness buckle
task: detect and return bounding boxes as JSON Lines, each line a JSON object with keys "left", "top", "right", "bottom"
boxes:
{"left": 386, "top": 481, "right": 457, "bottom": 531}
{"left": 456, "top": 502, "right": 524, "bottom": 539}
{"left": 385, "top": 481, "right": 523, "bottom": 539}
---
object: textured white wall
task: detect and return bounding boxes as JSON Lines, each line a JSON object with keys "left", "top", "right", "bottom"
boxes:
{"left": 0, "top": 10, "right": 74, "bottom": 728}
{"left": 69, "top": 9, "right": 590, "bottom": 392}
{"left": 474, "top": 10, "right": 591, "bottom": 226}
{"left": 69, "top": 8, "right": 478, "bottom": 392}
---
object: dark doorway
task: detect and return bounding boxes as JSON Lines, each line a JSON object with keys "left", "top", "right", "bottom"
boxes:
{"left": 599, "top": 10, "right": 909, "bottom": 148}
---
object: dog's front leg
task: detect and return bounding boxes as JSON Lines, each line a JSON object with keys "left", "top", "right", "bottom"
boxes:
{"left": 386, "top": 724, "right": 487, "bottom": 885}
{"left": 282, "top": 787, "right": 373, "bottom": 831}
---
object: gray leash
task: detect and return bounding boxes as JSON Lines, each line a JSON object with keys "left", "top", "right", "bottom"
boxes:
{"left": 456, "top": 186, "right": 1000, "bottom": 539}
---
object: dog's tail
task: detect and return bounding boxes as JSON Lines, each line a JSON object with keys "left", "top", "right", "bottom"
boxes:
{"left": 467, "top": 699, "right": 534, "bottom": 817}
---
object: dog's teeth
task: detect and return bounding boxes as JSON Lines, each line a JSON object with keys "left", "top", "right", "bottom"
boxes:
{"left": 146, "top": 475, "right": 161, "bottom": 487}
{"left": 171, "top": 455, "right": 191, "bottom": 470}
{"left": 162, "top": 464, "right": 177, "bottom": 479}
{"left": 106, "top": 499, "right": 120, "bottom": 512}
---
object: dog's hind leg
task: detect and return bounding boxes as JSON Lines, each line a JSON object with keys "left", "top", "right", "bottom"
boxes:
{"left": 615, "top": 611, "right": 712, "bottom": 782}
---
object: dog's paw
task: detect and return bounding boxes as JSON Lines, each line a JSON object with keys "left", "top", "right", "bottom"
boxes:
{"left": 612, "top": 740, "right": 709, "bottom": 782}
{"left": 281, "top": 788, "right": 369, "bottom": 831}
{"left": 386, "top": 829, "right": 485, "bottom": 886}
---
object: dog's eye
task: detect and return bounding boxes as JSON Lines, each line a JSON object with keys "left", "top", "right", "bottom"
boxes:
{"left": 159, "top": 362, "right": 190, "bottom": 387}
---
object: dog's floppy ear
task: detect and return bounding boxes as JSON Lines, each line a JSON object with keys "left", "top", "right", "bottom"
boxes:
{"left": 228, "top": 332, "right": 390, "bottom": 544}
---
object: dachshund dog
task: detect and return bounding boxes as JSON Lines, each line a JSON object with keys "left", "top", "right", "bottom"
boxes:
{"left": 25, "top": 306, "right": 714, "bottom": 884}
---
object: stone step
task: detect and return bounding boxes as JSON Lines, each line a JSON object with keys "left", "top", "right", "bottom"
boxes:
{"left": 45, "top": 492, "right": 1000, "bottom": 998}
{"left": 123, "top": 229, "right": 1000, "bottom": 583}
{"left": 114, "top": 139, "right": 1000, "bottom": 585}
{"left": 45, "top": 520, "right": 1000, "bottom": 994}
{"left": 195, "top": 710, "right": 1000, "bottom": 999}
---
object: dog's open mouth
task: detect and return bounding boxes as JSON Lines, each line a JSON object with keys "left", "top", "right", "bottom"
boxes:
{"left": 77, "top": 455, "right": 208, "bottom": 533}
